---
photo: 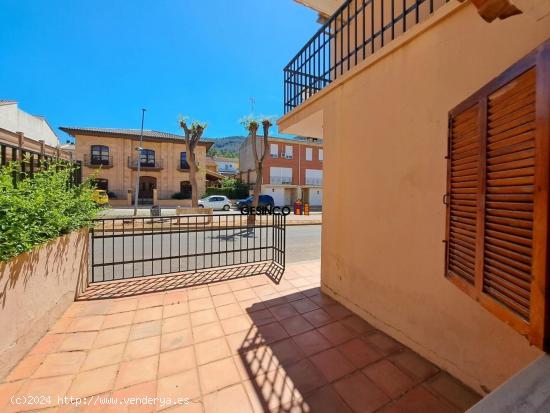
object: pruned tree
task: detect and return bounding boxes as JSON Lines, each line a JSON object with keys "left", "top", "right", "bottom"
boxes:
{"left": 241, "top": 117, "right": 272, "bottom": 209}
{"left": 179, "top": 118, "right": 206, "bottom": 207}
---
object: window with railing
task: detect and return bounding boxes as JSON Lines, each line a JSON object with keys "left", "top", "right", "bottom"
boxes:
{"left": 270, "top": 167, "right": 293, "bottom": 185}
{"left": 90, "top": 145, "right": 110, "bottom": 165}
{"left": 140, "top": 149, "right": 155, "bottom": 167}
{"left": 284, "top": 0, "right": 450, "bottom": 113}
{"left": 180, "top": 152, "right": 190, "bottom": 170}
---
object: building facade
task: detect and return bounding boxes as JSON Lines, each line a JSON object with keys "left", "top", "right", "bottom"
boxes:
{"left": 61, "top": 127, "right": 214, "bottom": 205}
{"left": 0, "top": 100, "right": 71, "bottom": 160}
{"left": 279, "top": 0, "right": 550, "bottom": 396}
{"left": 239, "top": 136, "right": 323, "bottom": 206}
{"left": 213, "top": 156, "right": 239, "bottom": 177}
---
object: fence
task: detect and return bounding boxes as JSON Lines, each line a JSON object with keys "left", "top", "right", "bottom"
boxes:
{"left": 89, "top": 213, "right": 286, "bottom": 284}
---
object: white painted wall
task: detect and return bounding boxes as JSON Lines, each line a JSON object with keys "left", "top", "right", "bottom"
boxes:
{"left": 0, "top": 102, "right": 58, "bottom": 147}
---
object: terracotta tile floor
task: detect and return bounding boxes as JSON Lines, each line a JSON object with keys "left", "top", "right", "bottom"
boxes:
{"left": 0, "top": 260, "right": 481, "bottom": 412}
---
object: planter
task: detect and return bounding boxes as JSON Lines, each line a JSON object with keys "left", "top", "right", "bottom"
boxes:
{"left": 175, "top": 207, "right": 213, "bottom": 224}
{"left": 0, "top": 229, "right": 88, "bottom": 380}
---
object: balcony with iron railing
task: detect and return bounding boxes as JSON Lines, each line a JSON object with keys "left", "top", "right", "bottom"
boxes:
{"left": 83, "top": 154, "right": 113, "bottom": 168}
{"left": 305, "top": 177, "right": 323, "bottom": 186}
{"left": 127, "top": 157, "right": 163, "bottom": 170}
{"left": 283, "top": 0, "right": 450, "bottom": 113}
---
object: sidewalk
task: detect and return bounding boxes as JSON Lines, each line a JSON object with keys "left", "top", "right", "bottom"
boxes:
{"left": 99, "top": 209, "right": 322, "bottom": 226}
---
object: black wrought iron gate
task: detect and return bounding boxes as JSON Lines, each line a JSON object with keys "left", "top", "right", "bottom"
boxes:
{"left": 89, "top": 213, "right": 286, "bottom": 284}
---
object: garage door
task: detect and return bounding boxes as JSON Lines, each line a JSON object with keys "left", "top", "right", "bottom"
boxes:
{"left": 309, "top": 189, "right": 322, "bottom": 206}
{"left": 264, "top": 187, "right": 285, "bottom": 206}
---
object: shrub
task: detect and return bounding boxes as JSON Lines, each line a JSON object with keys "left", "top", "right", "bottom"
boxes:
{"left": 0, "top": 161, "right": 99, "bottom": 261}
{"left": 203, "top": 178, "right": 249, "bottom": 199}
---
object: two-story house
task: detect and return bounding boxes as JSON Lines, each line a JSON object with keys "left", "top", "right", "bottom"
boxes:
{"left": 60, "top": 127, "right": 216, "bottom": 205}
{"left": 239, "top": 136, "right": 323, "bottom": 206}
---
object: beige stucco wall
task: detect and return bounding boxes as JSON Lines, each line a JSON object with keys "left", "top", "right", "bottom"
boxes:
{"left": 0, "top": 230, "right": 88, "bottom": 380}
{"left": 279, "top": 2, "right": 550, "bottom": 394}
{"left": 74, "top": 135, "right": 207, "bottom": 199}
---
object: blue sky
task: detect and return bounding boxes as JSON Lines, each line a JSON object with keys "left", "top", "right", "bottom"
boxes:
{"left": 0, "top": 0, "right": 318, "bottom": 142}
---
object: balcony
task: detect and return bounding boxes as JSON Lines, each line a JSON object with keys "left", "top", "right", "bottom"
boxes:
{"left": 283, "top": 0, "right": 450, "bottom": 113}
{"left": 177, "top": 161, "right": 190, "bottom": 172}
{"left": 270, "top": 176, "right": 293, "bottom": 185}
{"left": 305, "top": 177, "right": 323, "bottom": 186}
{"left": 83, "top": 154, "right": 113, "bottom": 168}
{"left": 127, "top": 157, "right": 163, "bottom": 170}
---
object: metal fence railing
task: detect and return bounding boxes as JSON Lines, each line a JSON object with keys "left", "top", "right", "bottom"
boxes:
{"left": 89, "top": 213, "right": 286, "bottom": 284}
{"left": 283, "top": 0, "right": 450, "bottom": 113}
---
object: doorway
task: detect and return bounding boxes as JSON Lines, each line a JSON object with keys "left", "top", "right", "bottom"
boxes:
{"left": 139, "top": 176, "right": 156, "bottom": 203}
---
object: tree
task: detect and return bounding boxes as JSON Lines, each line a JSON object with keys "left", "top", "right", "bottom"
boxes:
{"left": 241, "top": 117, "right": 272, "bottom": 209}
{"left": 179, "top": 118, "right": 206, "bottom": 207}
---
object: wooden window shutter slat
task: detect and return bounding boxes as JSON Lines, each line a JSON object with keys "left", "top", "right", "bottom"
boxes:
{"left": 445, "top": 40, "right": 550, "bottom": 349}
{"left": 447, "top": 104, "right": 481, "bottom": 289}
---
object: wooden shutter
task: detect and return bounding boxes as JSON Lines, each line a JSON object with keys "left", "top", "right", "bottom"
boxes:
{"left": 447, "top": 104, "right": 481, "bottom": 288}
{"left": 445, "top": 40, "right": 550, "bottom": 349}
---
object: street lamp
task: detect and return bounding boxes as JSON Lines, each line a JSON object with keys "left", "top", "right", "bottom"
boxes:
{"left": 133, "top": 108, "right": 146, "bottom": 216}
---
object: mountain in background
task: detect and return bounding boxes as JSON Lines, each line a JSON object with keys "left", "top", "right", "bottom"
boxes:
{"left": 207, "top": 136, "right": 246, "bottom": 158}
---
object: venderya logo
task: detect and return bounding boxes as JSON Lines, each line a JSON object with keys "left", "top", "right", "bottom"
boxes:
{"left": 240, "top": 206, "right": 291, "bottom": 216}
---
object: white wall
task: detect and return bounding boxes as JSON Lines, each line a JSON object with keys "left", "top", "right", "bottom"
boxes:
{"left": 0, "top": 102, "right": 58, "bottom": 147}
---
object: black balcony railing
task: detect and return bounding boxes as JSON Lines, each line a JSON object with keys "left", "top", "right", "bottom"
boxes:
{"left": 84, "top": 154, "right": 113, "bottom": 168}
{"left": 284, "top": 0, "right": 450, "bottom": 113}
{"left": 127, "top": 157, "right": 163, "bottom": 169}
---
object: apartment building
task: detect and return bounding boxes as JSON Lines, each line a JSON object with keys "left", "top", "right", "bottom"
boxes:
{"left": 279, "top": 0, "right": 550, "bottom": 398}
{"left": 60, "top": 127, "right": 217, "bottom": 205}
{"left": 239, "top": 136, "right": 323, "bottom": 206}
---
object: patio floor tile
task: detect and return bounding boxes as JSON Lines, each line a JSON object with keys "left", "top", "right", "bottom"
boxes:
{"left": 309, "top": 348, "right": 355, "bottom": 382}
{"left": 68, "top": 364, "right": 118, "bottom": 397}
{"left": 115, "top": 355, "right": 158, "bottom": 389}
{"left": 81, "top": 343, "right": 125, "bottom": 371}
{"left": 1, "top": 260, "right": 480, "bottom": 413}
{"left": 157, "top": 370, "right": 201, "bottom": 402}
{"left": 363, "top": 359, "right": 416, "bottom": 399}
{"left": 195, "top": 337, "right": 231, "bottom": 366}
{"left": 338, "top": 337, "right": 384, "bottom": 368}
{"left": 198, "top": 357, "right": 241, "bottom": 394}
{"left": 33, "top": 352, "right": 85, "bottom": 378}
{"left": 292, "top": 329, "right": 332, "bottom": 356}
{"left": 333, "top": 372, "right": 390, "bottom": 413}
{"left": 158, "top": 346, "right": 196, "bottom": 378}
{"left": 203, "top": 383, "right": 253, "bottom": 413}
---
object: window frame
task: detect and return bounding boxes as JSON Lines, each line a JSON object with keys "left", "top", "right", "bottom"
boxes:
{"left": 90, "top": 145, "right": 110, "bottom": 165}
{"left": 445, "top": 40, "right": 550, "bottom": 350}
{"left": 140, "top": 149, "right": 156, "bottom": 167}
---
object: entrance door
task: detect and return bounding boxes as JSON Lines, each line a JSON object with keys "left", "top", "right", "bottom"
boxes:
{"left": 139, "top": 176, "right": 156, "bottom": 202}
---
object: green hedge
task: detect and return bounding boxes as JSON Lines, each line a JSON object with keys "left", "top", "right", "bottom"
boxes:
{"left": 0, "top": 161, "right": 99, "bottom": 262}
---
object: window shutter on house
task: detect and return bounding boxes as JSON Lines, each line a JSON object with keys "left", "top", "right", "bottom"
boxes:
{"left": 445, "top": 40, "right": 550, "bottom": 349}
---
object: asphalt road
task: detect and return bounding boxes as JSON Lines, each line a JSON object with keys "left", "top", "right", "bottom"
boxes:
{"left": 90, "top": 225, "right": 321, "bottom": 282}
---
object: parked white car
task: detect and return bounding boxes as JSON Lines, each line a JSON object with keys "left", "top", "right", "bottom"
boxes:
{"left": 198, "top": 195, "right": 232, "bottom": 211}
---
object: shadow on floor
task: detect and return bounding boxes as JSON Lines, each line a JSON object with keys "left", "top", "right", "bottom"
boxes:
{"left": 79, "top": 261, "right": 285, "bottom": 300}
{"left": 237, "top": 287, "right": 480, "bottom": 413}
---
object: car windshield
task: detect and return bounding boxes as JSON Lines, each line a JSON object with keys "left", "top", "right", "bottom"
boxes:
{"left": 245, "top": 196, "right": 253, "bottom": 201}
